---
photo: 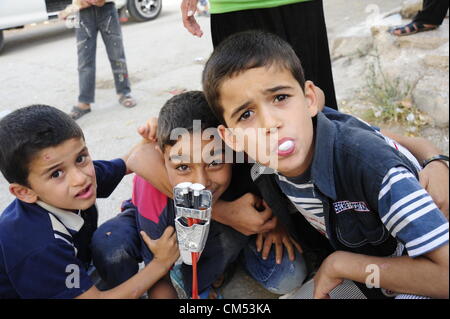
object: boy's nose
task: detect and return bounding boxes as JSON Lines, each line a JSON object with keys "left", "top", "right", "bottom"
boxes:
{"left": 191, "top": 170, "right": 211, "bottom": 189}
{"left": 260, "top": 107, "right": 282, "bottom": 134}
{"left": 70, "top": 168, "right": 88, "bottom": 186}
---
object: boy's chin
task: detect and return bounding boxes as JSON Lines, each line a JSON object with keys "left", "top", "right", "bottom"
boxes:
{"left": 79, "top": 198, "right": 97, "bottom": 210}
{"left": 277, "top": 162, "right": 310, "bottom": 178}
{"left": 69, "top": 197, "right": 97, "bottom": 211}
{"left": 211, "top": 192, "right": 221, "bottom": 206}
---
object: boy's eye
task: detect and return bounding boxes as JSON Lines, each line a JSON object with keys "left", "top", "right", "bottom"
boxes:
{"left": 76, "top": 154, "right": 87, "bottom": 164}
{"left": 50, "top": 170, "right": 63, "bottom": 179}
{"left": 238, "top": 110, "right": 254, "bottom": 122}
{"left": 208, "top": 160, "right": 223, "bottom": 168}
{"left": 274, "top": 94, "right": 289, "bottom": 103}
{"left": 176, "top": 165, "right": 189, "bottom": 172}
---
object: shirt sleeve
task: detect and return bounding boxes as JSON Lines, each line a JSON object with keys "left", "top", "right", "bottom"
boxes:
{"left": 94, "top": 159, "right": 127, "bottom": 198}
{"left": 132, "top": 175, "right": 168, "bottom": 224}
{"left": 378, "top": 166, "right": 449, "bottom": 257}
{"left": 8, "top": 242, "right": 93, "bottom": 299}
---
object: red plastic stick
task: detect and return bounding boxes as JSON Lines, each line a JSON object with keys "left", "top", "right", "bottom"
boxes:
{"left": 188, "top": 218, "right": 199, "bottom": 299}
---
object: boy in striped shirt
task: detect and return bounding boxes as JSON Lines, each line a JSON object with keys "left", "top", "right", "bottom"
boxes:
{"left": 202, "top": 30, "right": 449, "bottom": 298}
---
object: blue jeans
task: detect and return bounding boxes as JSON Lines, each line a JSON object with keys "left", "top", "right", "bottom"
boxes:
{"left": 91, "top": 207, "right": 142, "bottom": 290}
{"left": 91, "top": 202, "right": 307, "bottom": 295}
{"left": 75, "top": 2, "right": 131, "bottom": 104}
{"left": 242, "top": 238, "right": 307, "bottom": 295}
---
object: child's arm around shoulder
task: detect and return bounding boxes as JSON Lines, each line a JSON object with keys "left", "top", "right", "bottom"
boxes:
{"left": 125, "top": 117, "right": 172, "bottom": 197}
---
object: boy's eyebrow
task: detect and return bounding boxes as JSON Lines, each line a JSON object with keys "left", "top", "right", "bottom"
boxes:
{"left": 41, "top": 146, "right": 88, "bottom": 176}
{"left": 78, "top": 146, "right": 88, "bottom": 154}
{"left": 230, "top": 101, "right": 251, "bottom": 120}
{"left": 204, "top": 148, "right": 226, "bottom": 160}
{"left": 265, "top": 85, "right": 293, "bottom": 93}
{"left": 229, "top": 85, "right": 293, "bottom": 120}
{"left": 169, "top": 148, "right": 225, "bottom": 163}
{"left": 41, "top": 163, "right": 63, "bottom": 176}
{"left": 169, "top": 154, "right": 191, "bottom": 163}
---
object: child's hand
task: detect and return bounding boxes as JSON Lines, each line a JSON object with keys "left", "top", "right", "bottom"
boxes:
{"left": 214, "top": 194, "right": 277, "bottom": 236}
{"left": 419, "top": 161, "right": 449, "bottom": 219}
{"left": 137, "top": 117, "right": 158, "bottom": 143}
{"left": 140, "top": 227, "right": 180, "bottom": 270}
{"left": 59, "top": 4, "right": 80, "bottom": 20}
{"left": 313, "top": 252, "right": 345, "bottom": 299}
{"left": 256, "top": 218, "right": 303, "bottom": 264}
{"left": 84, "top": 0, "right": 106, "bottom": 6}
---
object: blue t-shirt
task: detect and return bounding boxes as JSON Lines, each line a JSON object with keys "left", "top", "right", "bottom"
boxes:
{"left": 0, "top": 159, "right": 126, "bottom": 299}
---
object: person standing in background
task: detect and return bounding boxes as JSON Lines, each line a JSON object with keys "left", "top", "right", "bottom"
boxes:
{"left": 62, "top": 0, "right": 137, "bottom": 120}
{"left": 181, "top": 0, "right": 338, "bottom": 110}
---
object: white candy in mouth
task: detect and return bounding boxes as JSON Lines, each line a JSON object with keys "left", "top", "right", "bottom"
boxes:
{"left": 279, "top": 140, "right": 294, "bottom": 152}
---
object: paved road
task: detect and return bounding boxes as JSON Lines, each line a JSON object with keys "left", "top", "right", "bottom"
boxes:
{"left": 0, "top": 0, "right": 405, "bottom": 298}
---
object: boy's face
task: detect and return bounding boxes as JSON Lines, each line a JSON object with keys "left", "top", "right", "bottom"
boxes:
{"left": 22, "top": 137, "right": 97, "bottom": 210}
{"left": 162, "top": 132, "right": 231, "bottom": 205}
{"left": 217, "top": 66, "right": 319, "bottom": 177}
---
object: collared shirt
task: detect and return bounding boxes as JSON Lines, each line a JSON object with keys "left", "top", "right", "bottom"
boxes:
{"left": 0, "top": 159, "right": 126, "bottom": 299}
{"left": 275, "top": 109, "right": 448, "bottom": 258}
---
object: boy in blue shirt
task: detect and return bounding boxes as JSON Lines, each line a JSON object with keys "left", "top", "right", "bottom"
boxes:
{"left": 202, "top": 31, "right": 449, "bottom": 298}
{"left": 0, "top": 105, "right": 179, "bottom": 298}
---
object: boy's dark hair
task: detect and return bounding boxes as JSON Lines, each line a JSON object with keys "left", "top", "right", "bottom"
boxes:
{"left": 202, "top": 30, "right": 306, "bottom": 125}
{"left": 157, "top": 91, "right": 220, "bottom": 151}
{"left": 0, "top": 105, "right": 84, "bottom": 186}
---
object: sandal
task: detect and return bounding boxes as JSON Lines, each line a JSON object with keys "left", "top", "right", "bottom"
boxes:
{"left": 69, "top": 105, "right": 91, "bottom": 120}
{"left": 119, "top": 94, "right": 137, "bottom": 108}
{"left": 389, "top": 22, "right": 438, "bottom": 37}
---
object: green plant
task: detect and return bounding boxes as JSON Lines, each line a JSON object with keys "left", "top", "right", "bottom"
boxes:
{"left": 362, "top": 48, "right": 429, "bottom": 134}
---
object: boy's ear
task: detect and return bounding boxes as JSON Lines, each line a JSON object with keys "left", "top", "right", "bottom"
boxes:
{"left": 218, "top": 124, "right": 243, "bottom": 152}
{"left": 9, "top": 183, "right": 38, "bottom": 204}
{"left": 304, "top": 80, "right": 320, "bottom": 117}
{"left": 155, "top": 144, "right": 163, "bottom": 156}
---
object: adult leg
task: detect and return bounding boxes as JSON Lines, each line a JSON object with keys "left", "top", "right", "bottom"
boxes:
{"left": 414, "top": 0, "right": 449, "bottom": 26}
{"left": 280, "top": 0, "right": 337, "bottom": 110}
{"left": 91, "top": 203, "right": 143, "bottom": 290}
{"left": 97, "top": 3, "right": 134, "bottom": 106}
{"left": 76, "top": 6, "right": 98, "bottom": 107}
{"left": 210, "top": 0, "right": 338, "bottom": 109}
{"left": 241, "top": 237, "right": 308, "bottom": 295}
{"left": 390, "top": 0, "right": 448, "bottom": 36}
